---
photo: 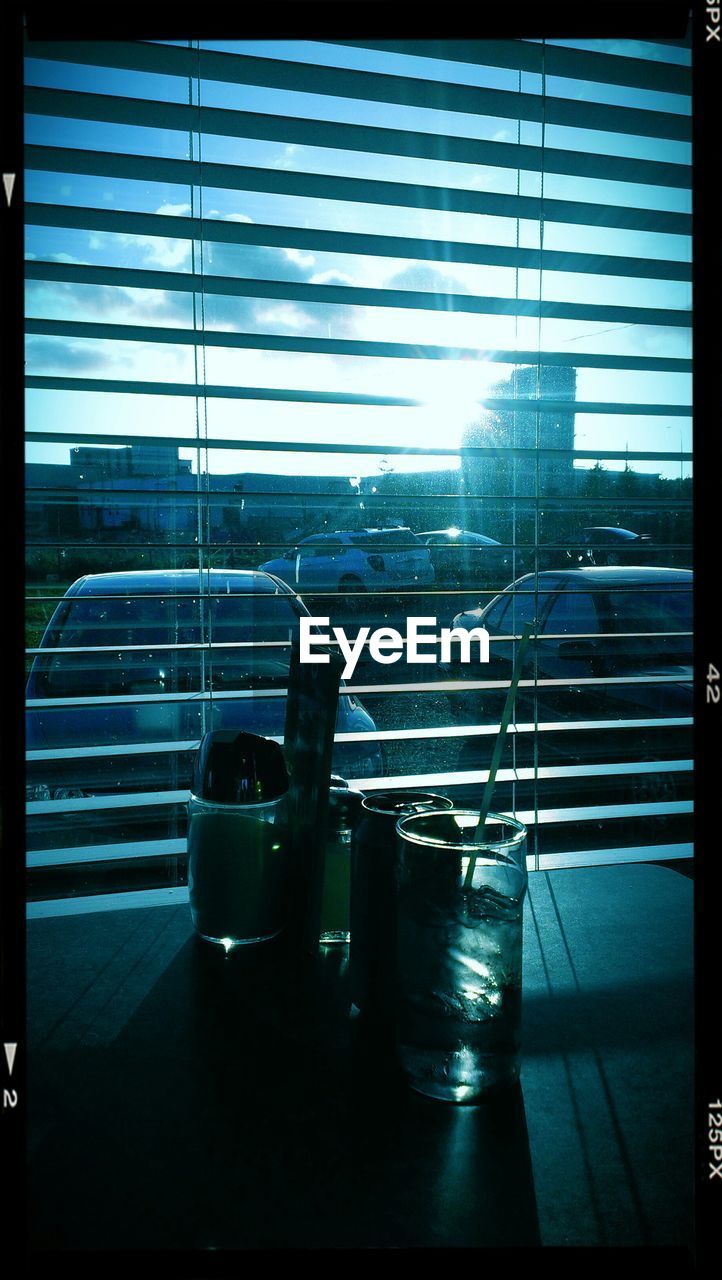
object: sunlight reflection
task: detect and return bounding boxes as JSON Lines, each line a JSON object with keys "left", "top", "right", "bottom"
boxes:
{"left": 415, "top": 357, "right": 494, "bottom": 448}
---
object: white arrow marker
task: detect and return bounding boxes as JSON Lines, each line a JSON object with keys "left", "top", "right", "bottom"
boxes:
{"left": 3, "top": 174, "right": 16, "bottom": 206}
{"left": 4, "top": 1043, "right": 17, "bottom": 1076}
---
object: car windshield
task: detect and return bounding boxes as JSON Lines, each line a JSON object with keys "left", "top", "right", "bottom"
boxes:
{"left": 40, "top": 590, "right": 301, "bottom": 648}
{"left": 483, "top": 585, "right": 554, "bottom": 634}
{"left": 29, "top": 590, "right": 304, "bottom": 697}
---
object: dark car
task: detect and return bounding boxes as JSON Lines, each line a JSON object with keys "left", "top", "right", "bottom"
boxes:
{"left": 575, "top": 527, "right": 652, "bottom": 567}
{"left": 444, "top": 567, "right": 692, "bottom": 825}
{"left": 26, "top": 569, "right": 384, "bottom": 800}
{"left": 536, "top": 527, "right": 653, "bottom": 572}
{"left": 447, "top": 565, "right": 691, "bottom": 720}
{"left": 417, "top": 528, "right": 512, "bottom": 588}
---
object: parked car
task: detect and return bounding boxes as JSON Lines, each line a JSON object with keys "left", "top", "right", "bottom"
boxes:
{"left": 445, "top": 565, "right": 692, "bottom": 733}
{"left": 575, "top": 527, "right": 652, "bottom": 566}
{"left": 25, "top": 569, "right": 384, "bottom": 798}
{"left": 417, "top": 528, "right": 512, "bottom": 587}
{"left": 536, "top": 527, "right": 653, "bottom": 571}
{"left": 260, "top": 528, "right": 434, "bottom": 602}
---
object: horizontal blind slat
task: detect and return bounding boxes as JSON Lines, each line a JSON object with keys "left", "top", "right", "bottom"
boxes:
{"left": 25, "top": 430, "right": 693, "bottom": 461}
{"left": 24, "top": 261, "right": 693, "bottom": 328}
{"left": 26, "top": 34, "right": 691, "bottom": 94}
{"left": 26, "top": 787, "right": 694, "bottom": 817}
{"left": 26, "top": 844, "right": 695, "bottom": 878}
{"left": 24, "top": 487, "right": 694, "bottom": 507}
{"left": 24, "top": 42, "right": 692, "bottom": 141}
{"left": 25, "top": 86, "right": 691, "bottom": 190}
{"left": 23, "top": 203, "right": 694, "bottom": 283}
{"left": 333, "top": 39, "right": 692, "bottom": 95}
{"left": 23, "top": 318, "right": 694, "bottom": 373}
{"left": 25, "top": 145, "right": 692, "bottom": 235}
{"left": 26, "top": 674, "right": 694, "bottom": 711}
{"left": 24, "top": 375, "right": 693, "bottom": 416}
{"left": 25, "top": 718, "right": 694, "bottom": 762}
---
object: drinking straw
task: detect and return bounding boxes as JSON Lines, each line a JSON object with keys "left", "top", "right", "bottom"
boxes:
{"left": 464, "top": 620, "right": 535, "bottom": 885}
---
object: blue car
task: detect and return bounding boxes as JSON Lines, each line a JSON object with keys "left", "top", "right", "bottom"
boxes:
{"left": 26, "top": 569, "right": 384, "bottom": 797}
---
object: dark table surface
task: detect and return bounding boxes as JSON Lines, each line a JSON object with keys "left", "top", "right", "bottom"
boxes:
{"left": 26, "top": 863, "right": 693, "bottom": 1251}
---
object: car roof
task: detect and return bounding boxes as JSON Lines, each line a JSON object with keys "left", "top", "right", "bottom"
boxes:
{"left": 508, "top": 566, "right": 692, "bottom": 589}
{"left": 419, "top": 529, "right": 500, "bottom": 544}
{"left": 67, "top": 569, "right": 293, "bottom": 597}
{"left": 582, "top": 526, "right": 643, "bottom": 538}
{"left": 299, "top": 527, "right": 414, "bottom": 542}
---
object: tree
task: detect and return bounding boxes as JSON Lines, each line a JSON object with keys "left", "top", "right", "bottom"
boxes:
{"left": 582, "top": 461, "right": 608, "bottom": 497}
{"left": 617, "top": 462, "right": 640, "bottom": 496}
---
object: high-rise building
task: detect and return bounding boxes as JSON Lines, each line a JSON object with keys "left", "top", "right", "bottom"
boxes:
{"left": 461, "top": 365, "right": 577, "bottom": 539}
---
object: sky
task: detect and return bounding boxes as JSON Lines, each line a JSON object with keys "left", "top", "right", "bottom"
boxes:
{"left": 24, "top": 36, "right": 692, "bottom": 479}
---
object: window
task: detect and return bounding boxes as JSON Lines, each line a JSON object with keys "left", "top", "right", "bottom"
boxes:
{"left": 25, "top": 31, "right": 693, "bottom": 900}
{"left": 483, "top": 596, "right": 512, "bottom": 634}
{"left": 546, "top": 589, "right": 599, "bottom": 636}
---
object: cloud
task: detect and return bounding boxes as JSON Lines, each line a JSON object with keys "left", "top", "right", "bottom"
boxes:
{"left": 271, "top": 143, "right": 300, "bottom": 171}
{"left": 118, "top": 231, "right": 192, "bottom": 271}
{"left": 155, "top": 202, "right": 192, "bottom": 217}
{"left": 211, "top": 211, "right": 254, "bottom": 223}
{"left": 26, "top": 336, "right": 136, "bottom": 373}
{"left": 383, "top": 263, "right": 470, "bottom": 295}
{"left": 309, "top": 269, "right": 356, "bottom": 286}
{"left": 28, "top": 220, "right": 364, "bottom": 348}
{"left": 26, "top": 278, "right": 192, "bottom": 328}
{"left": 121, "top": 286, "right": 191, "bottom": 317}
{"left": 283, "top": 246, "right": 316, "bottom": 272}
{"left": 99, "top": 202, "right": 196, "bottom": 271}
{"left": 203, "top": 236, "right": 321, "bottom": 293}
{"left": 253, "top": 302, "right": 313, "bottom": 332}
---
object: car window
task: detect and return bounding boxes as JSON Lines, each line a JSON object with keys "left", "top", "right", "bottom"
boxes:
{"left": 500, "top": 589, "right": 542, "bottom": 633}
{"left": 41, "top": 592, "right": 300, "bottom": 647}
{"left": 349, "top": 530, "right": 419, "bottom": 547}
{"left": 383, "top": 529, "right": 420, "bottom": 547}
{"left": 483, "top": 595, "right": 510, "bottom": 634}
{"left": 31, "top": 591, "right": 303, "bottom": 696}
{"left": 604, "top": 587, "right": 692, "bottom": 634}
{"left": 546, "top": 588, "right": 599, "bottom": 636}
{"left": 299, "top": 538, "right": 345, "bottom": 556}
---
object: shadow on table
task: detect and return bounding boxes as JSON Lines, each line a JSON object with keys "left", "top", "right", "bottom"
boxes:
{"left": 29, "top": 934, "right": 541, "bottom": 1251}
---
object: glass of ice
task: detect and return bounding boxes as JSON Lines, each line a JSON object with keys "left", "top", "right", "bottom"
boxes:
{"left": 394, "top": 809, "right": 527, "bottom": 1103}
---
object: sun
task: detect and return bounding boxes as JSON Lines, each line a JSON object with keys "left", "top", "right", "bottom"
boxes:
{"left": 414, "top": 357, "right": 494, "bottom": 448}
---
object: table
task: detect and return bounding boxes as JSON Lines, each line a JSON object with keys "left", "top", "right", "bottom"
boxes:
{"left": 26, "top": 864, "right": 693, "bottom": 1251}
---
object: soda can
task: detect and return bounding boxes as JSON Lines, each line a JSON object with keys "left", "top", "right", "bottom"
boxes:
{"left": 349, "top": 790, "right": 454, "bottom": 1027}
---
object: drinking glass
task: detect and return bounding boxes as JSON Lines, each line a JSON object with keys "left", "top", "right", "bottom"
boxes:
{"left": 395, "top": 809, "right": 527, "bottom": 1102}
{"left": 187, "top": 795, "right": 289, "bottom": 948}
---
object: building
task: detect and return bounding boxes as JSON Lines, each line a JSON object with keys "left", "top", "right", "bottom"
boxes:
{"left": 461, "top": 365, "right": 577, "bottom": 540}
